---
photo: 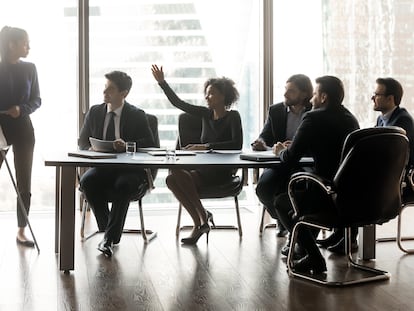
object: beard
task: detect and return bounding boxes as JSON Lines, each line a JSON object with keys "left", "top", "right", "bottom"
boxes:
{"left": 284, "top": 98, "right": 301, "bottom": 107}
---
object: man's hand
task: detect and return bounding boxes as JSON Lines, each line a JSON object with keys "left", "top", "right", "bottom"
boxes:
{"left": 183, "top": 144, "right": 208, "bottom": 150}
{"left": 273, "top": 142, "right": 287, "bottom": 156}
{"left": 251, "top": 138, "right": 268, "bottom": 151}
{"left": 113, "top": 139, "right": 126, "bottom": 152}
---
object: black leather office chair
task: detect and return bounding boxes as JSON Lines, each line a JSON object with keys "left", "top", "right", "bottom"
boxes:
{"left": 175, "top": 112, "right": 245, "bottom": 237}
{"left": 286, "top": 126, "right": 409, "bottom": 286}
{"left": 80, "top": 113, "right": 159, "bottom": 243}
{"left": 376, "top": 166, "right": 414, "bottom": 253}
{"left": 396, "top": 169, "right": 414, "bottom": 253}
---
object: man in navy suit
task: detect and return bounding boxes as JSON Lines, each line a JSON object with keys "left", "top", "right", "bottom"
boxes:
{"left": 273, "top": 76, "right": 360, "bottom": 273}
{"left": 373, "top": 77, "right": 414, "bottom": 166}
{"left": 78, "top": 71, "right": 155, "bottom": 257}
{"left": 252, "top": 74, "right": 313, "bottom": 237}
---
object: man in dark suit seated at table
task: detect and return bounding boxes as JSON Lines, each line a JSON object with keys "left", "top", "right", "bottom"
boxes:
{"left": 78, "top": 70, "right": 155, "bottom": 257}
{"left": 252, "top": 74, "right": 313, "bottom": 238}
{"left": 317, "top": 77, "right": 414, "bottom": 253}
{"left": 273, "top": 75, "right": 360, "bottom": 273}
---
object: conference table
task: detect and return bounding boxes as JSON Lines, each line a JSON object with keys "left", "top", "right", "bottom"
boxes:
{"left": 44, "top": 150, "right": 315, "bottom": 272}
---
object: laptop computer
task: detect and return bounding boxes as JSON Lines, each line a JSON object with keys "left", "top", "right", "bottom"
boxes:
{"left": 239, "top": 151, "right": 279, "bottom": 162}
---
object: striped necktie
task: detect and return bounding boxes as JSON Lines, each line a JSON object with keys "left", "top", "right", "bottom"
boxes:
{"left": 105, "top": 111, "right": 116, "bottom": 141}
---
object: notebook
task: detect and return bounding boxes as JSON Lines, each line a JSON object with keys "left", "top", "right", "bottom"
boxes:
{"left": 68, "top": 150, "right": 117, "bottom": 159}
{"left": 239, "top": 151, "right": 279, "bottom": 162}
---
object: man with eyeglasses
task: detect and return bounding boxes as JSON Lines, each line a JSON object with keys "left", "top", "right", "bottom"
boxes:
{"left": 318, "top": 77, "right": 414, "bottom": 254}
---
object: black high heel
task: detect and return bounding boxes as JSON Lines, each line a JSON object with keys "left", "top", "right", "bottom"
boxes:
{"left": 206, "top": 210, "right": 216, "bottom": 227}
{"left": 181, "top": 223, "right": 210, "bottom": 245}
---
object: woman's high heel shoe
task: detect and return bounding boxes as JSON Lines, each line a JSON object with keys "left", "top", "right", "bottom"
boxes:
{"left": 206, "top": 210, "right": 216, "bottom": 228}
{"left": 181, "top": 223, "right": 210, "bottom": 245}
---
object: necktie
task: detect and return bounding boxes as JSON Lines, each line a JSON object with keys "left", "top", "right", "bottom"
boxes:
{"left": 105, "top": 111, "right": 116, "bottom": 141}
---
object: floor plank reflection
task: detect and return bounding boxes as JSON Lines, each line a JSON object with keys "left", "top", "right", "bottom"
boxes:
{"left": 1, "top": 206, "right": 414, "bottom": 311}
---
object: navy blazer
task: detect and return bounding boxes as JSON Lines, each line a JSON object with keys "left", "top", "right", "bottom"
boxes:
{"left": 258, "top": 102, "right": 312, "bottom": 146}
{"left": 78, "top": 101, "right": 155, "bottom": 150}
{"left": 376, "top": 106, "right": 414, "bottom": 166}
{"left": 280, "top": 105, "right": 360, "bottom": 180}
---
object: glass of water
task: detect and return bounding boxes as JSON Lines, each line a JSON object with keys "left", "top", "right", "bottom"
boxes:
{"left": 126, "top": 141, "right": 136, "bottom": 155}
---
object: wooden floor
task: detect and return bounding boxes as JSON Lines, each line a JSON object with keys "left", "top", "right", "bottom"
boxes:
{"left": 1, "top": 205, "right": 414, "bottom": 311}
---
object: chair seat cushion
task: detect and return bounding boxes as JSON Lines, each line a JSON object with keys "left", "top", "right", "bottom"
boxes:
{"left": 199, "top": 176, "right": 243, "bottom": 199}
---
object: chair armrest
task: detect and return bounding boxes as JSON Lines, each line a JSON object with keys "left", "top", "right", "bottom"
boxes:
{"left": 288, "top": 171, "right": 334, "bottom": 217}
{"left": 406, "top": 167, "right": 414, "bottom": 190}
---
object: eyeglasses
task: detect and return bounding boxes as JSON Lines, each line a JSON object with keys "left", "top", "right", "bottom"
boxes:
{"left": 372, "top": 92, "right": 388, "bottom": 98}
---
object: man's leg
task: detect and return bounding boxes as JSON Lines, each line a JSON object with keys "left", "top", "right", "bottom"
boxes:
{"left": 256, "top": 167, "right": 290, "bottom": 236}
{"left": 79, "top": 168, "right": 111, "bottom": 231}
{"left": 106, "top": 170, "right": 147, "bottom": 244}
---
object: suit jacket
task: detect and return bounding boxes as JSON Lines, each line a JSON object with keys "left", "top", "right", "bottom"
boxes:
{"left": 280, "top": 105, "right": 360, "bottom": 180}
{"left": 78, "top": 101, "right": 155, "bottom": 150}
{"left": 376, "top": 106, "right": 414, "bottom": 166}
{"left": 259, "top": 102, "right": 312, "bottom": 146}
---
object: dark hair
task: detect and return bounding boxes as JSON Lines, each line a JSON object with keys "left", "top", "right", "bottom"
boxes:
{"left": 286, "top": 74, "right": 313, "bottom": 107}
{"left": 376, "top": 77, "right": 403, "bottom": 106}
{"left": 0, "top": 26, "right": 28, "bottom": 61}
{"left": 104, "top": 71, "right": 132, "bottom": 93}
{"left": 204, "top": 77, "right": 239, "bottom": 109}
{"left": 315, "top": 75, "right": 344, "bottom": 106}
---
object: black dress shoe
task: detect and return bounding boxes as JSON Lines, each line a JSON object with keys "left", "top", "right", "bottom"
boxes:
{"left": 316, "top": 230, "right": 343, "bottom": 248}
{"left": 276, "top": 220, "right": 288, "bottom": 237}
{"left": 293, "top": 255, "right": 327, "bottom": 274}
{"left": 281, "top": 242, "right": 306, "bottom": 259}
{"left": 16, "top": 237, "right": 35, "bottom": 248}
{"left": 276, "top": 228, "right": 289, "bottom": 238}
{"left": 327, "top": 238, "right": 358, "bottom": 255}
{"left": 97, "top": 238, "right": 113, "bottom": 257}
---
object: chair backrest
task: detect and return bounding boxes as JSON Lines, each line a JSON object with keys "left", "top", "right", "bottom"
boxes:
{"left": 146, "top": 113, "right": 160, "bottom": 148}
{"left": 333, "top": 127, "right": 409, "bottom": 226}
{"left": 341, "top": 126, "right": 406, "bottom": 161}
{"left": 177, "top": 112, "right": 202, "bottom": 149}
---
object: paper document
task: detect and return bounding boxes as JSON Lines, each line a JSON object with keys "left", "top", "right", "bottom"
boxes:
{"left": 148, "top": 150, "right": 196, "bottom": 156}
{"left": 89, "top": 137, "right": 115, "bottom": 152}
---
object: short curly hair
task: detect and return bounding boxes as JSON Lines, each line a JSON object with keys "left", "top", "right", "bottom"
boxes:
{"left": 204, "top": 77, "right": 239, "bottom": 109}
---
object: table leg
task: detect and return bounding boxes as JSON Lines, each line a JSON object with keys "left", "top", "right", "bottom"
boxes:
{"left": 55, "top": 167, "right": 60, "bottom": 254}
{"left": 358, "top": 225, "right": 376, "bottom": 260}
{"left": 58, "top": 166, "right": 76, "bottom": 272}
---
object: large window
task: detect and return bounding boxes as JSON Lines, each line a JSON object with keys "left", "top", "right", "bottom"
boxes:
{"left": 273, "top": 0, "right": 414, "bottom": 128}
{"left": 0, "top": 1, "right": 78, "bottom": 212}
{"left": 87, "top": 0, "right": 260, "bottom": 208}
{"left": 3, "top": 1, "right": 414, "bottom": 213}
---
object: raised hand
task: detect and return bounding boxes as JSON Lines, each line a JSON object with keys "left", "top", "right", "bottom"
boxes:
{"left": 151, "top": 64, "right": 165, "bottom": 83}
